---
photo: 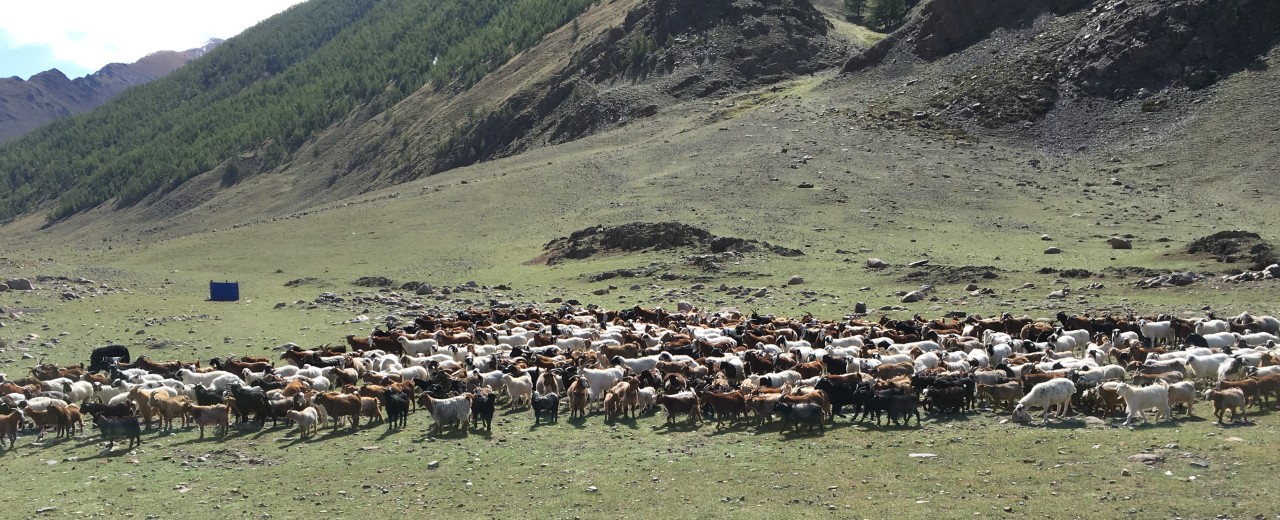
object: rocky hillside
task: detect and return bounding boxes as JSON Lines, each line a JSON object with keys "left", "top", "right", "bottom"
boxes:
{"left": 428, "top": 0, "right": 849, "bottom": 173}
{"left": 846, "top": 0, "right": 1280, "bottom": 127}
{"left": 0, "top": 40, "right": 220, "bottom": 143}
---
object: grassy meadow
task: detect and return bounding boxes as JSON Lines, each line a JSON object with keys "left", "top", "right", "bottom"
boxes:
{"left": 2, "top": 29, "right": 1280, "bottom": 520}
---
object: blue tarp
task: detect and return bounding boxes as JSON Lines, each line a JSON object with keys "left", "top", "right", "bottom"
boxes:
{"left": 210, "top": 281, "right": 239, "bottom": 301}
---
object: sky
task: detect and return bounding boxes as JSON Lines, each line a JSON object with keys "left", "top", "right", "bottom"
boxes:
{"left": 0, "top": 1, "right": 306, "bottom": 80}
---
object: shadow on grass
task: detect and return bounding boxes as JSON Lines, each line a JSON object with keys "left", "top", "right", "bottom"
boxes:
{"left": 651, "top": 419, "right": 701, "bottom": 432}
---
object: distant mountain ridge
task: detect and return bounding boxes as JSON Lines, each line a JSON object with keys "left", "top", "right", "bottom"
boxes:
{"left": 0, "top": 39, "right": 222, "bottom": 143}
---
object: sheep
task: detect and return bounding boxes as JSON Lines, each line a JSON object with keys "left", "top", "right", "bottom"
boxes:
{"left": 1238, "top": 332, "right": 1280, "bottom": 347}
{"left": 467, "top": 369, "right": 505, "bottom": 392}
{"left": 60, "top": 380, "right": 94, "bottom": 404}
{"left": 1011, "top": 378, "right": 1076, "bottom": 424}
{"left": 397, "top": 336, "right": 439, "bottom": 357}
{"left": 1185, "top": 332, "right": 1238, "bottom": 350}
{"left": 754, "top": 370, "right": 802, "bottom": 389}
{"left": 285, "top": 406, "right": 320, "bottom": 438}
{"left": 500, "top": 373, "right": 533, "bottom": 409}
{"left": 1185, "top": 354, "right": 1230, "bottom": 384}
{"left": 177, "top": 369, "right": 238, "bottom": 390}
{"left": 422, "top": 393, "right": 472, "bottom": 435}
{"left": 1205, "top": 388, "right": 1247, "bottom": 424}
{"left": 1163, "top": 381, "right": 1197, "bottom": 417}
{"left": 1115, "top": 383, "right": 1171, "bottom": 426}
{"left": 1070, "top": 364, "right": 1127, "bottom": 385}
{"left": 1137, "top": 319, "right": 1175, "bottom": 347}
{"left": 1195, "top": 319, "right": 1230, "bottom": 336}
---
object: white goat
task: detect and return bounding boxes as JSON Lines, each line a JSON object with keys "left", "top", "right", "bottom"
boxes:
{"left": 1116, "top": 383, "right": 1171, "bottom": 425}
{"left": 500, "top": 373, "right": 533, "bottom": 408}
{"left": 1138, "top": 320, "right": 1175, "bottom": 346}
{"left": 1163, "top": 381, "right": 1196, "bottom": 416}
{"left": 1012, "top": 378, "right": 1076, "bottom": 424}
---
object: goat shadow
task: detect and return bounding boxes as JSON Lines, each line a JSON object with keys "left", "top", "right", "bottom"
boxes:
{"left": 651, "top": 420, "right": 701, "bottom": 432}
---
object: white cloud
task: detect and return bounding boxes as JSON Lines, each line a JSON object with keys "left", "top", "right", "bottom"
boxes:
{"left": 2, "top": 1, "right": 304, "bottom": 71}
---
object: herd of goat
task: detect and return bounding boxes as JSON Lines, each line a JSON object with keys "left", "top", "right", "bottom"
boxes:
{"left": 3, "top": 305, "right": 1280, "bottom": 451}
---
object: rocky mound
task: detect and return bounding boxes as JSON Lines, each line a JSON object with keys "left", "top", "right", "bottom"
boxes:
{"left": 1187, "top": 230, "right": 1277, "bottom": 271}
{"left": 539, "top": 222, "right": 803, "bottom": 265}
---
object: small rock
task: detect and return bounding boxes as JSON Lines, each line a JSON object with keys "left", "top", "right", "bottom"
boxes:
{"left": 1108, "top": 237, "right": 1132, "bottom": 249}
{"left": 428, "top": 460, "right": 440, "bottom": 469}
{"left": 1127, "top": 454, "right": 1163, "bottom": 464}
{"left": 1121, "top": 468, "right": 1132, "bottom": 477}
{"left": 900, "top": 291, "right": 925, "bottom": 303}
{"left": 797, "top": 182, "right": 815, "bottom": 188}
{"left": 907, "top": 259, "right": 930, "bottom": 268}
{"left": 786, "top": 275, "right": 804, "bottom": 285}
{"left": 677, "top": 301, "right": 693, "bottom": 312}
{"left": 853, "top": 302, "right": 867, "bottom": 314}
{"left": 1041, "top": 234, "right": 1053, "bottom": 241}
{"left": 753, "top": 288, "right": 768, "bottom": 297}
{"left": 592, "top": 288, "right": 610, "bottom": 296}
{"left": 586, "top": 486, "right": 599, "bottom": 493}
{"left": 866, "top": 258, "right": 888, "bottom": 269}
{"left": 274, "top": 302, "right": 287, "bottom": 309}
{"left": 35, "top": 507, "right": 56, "bottom": 514}
{"left": 964, "top": 283, "right": 979, "bottom": 291}
{"left": 1044, "top": 247, "right": 1062, "bottom": 254}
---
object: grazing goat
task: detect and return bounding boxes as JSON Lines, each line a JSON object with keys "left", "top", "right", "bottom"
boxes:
{"left": 0, "top": 409, "right": 21, "bottom": 449}
{"left": 532, "top": 391, "right": 559, "bottom": 425}
{"left": 314, "top": 392, "right": 362, "bottom": 430}
{"left": 471, "top": 388, "right": 496, "bottom": 431}
{"left": 149, "top": 393, "right": 191, "bottom": 430}
{"left": 774, "top": 401, "right": 825, "bottom": 434}
{"left": 422, "top": 393, "right": 473, "bottom": 435}
{"left": 1163, "top": 381, "right": 1197, "bottom": 417}
{"left": 382, "top": 389, "right": 409, "bottom": 429}
{"left": 656, "top": 391, "right": 701, "bottom": 426}
{"left": 186, "top": 403, "right": 229, "bottom": 438}
{"left": 500, "top": 373, "right": 533, "bottom": 409}
{"left": 700, "top": 390, "right": 747, "bottom": 428}
{"left": 1012, "top": 378, "right": 1076, "bottom": 424}
{"left": 1205, "top": 388, "right": 1247, "bottom": 424}
{"left": 91, "top": 414, "right": 141, "bottom": 451}
{"left": 285, "top": 407, "right": 320, "bottom": 438}
{"left": 567, "top": 376, "right": 589, "bottom": 420}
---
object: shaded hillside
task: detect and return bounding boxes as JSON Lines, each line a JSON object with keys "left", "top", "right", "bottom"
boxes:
{"left": 0, "top": 40, "right": 220, "bottom": 143}
{"left": 0, "top": 0, "right": 594, "bottom": 223}
{"left": 427, "top": 0, "right": 849, "bottom": 173}
{"left": 845, "top": 0, "right": 1280, "bottom": 126}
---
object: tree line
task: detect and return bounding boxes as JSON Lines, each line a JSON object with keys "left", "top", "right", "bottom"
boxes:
{"left": 0, "top": 0, "right": 592, "bottom": 223}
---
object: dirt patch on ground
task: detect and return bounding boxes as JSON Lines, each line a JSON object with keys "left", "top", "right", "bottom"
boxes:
{"left": 539, "top": 222, "right": 803, "bottom": 265}
{"left": 898, "top": 264, "right": 1000, "bottom": 284}
{"left": 1187, "top": 230, "right": 1278, "bottom": 271}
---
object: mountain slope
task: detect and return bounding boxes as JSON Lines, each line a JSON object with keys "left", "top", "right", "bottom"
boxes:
{"left": 0, "top": 41, "right": 219, "bottom": 143}
{"left": 0, "top": 0, "right": 594, "bottom": 224}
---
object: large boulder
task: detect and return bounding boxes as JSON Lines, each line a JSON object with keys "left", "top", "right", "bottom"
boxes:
{"left": 4, "top": 278, "right": 33, "bottom": 291}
